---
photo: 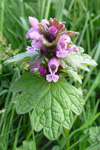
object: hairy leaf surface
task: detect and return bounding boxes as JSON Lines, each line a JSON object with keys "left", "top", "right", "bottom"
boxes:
{"left": 16, "top": 141, "right": 35, "bottom": 150}
{"left": 64, "top": 52, "right": 97, "bottom": 72}
{"left": 89, "top": 127, "right": 100, "bottom": 144}
{"left": 4, "top": 51, "right": 40, "bottom": 64}
{"left": 11, "top": 73, "right": 84, "bottom": 140}
{"left": 66, "top": 69, "right": 82, "bottom": 84}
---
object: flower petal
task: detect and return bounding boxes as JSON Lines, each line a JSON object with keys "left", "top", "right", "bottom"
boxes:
{"left": 46, "top": 74, "right": 59, "bottom": 82}
{"left": 57, "top": 35, "right": 71, "bottom": 51}
{"left": 48, "top": 58, "right": 59, "bottom": 74}
{"left": 29, "top": 31, "right": 41, "bottom": 40}
{"left": 41, "top": 19, "right": 49, "bottom": 28}
{"left": 26, "top": 27, "right": 35, "bottom": 39}
{"left": 26, "top": 46, "right": 34, "bottom": 52}
{"left": 29, "top": 16, "right": 39, "bottom": 28}
{"left": 31, "top": 39, "right": 43, "bottom": 50}
{"left": 67, "top": 45, "right": 79, "bottom": 52}
{"left": 52, "top": 75, "right": 59, "bottom": 82}
{"left": 46, "top": 74, "right": 53, "bottom": 82}
{"left": 56, "top": 51, "right": 67, "bottom": 58}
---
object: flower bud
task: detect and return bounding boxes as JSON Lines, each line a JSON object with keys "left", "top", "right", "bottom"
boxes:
{"left": 49, "top": 26, "right": 57, "bottom": 38}
{"left": 38, "top": 66, "right": 47, "bottom": 75}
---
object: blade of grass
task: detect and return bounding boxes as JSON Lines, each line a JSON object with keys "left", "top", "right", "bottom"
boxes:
{"left": 45, "top": 0, "right": 51, "bottom": 20}
{"left": 85, "top": 72, "right": 100, "bottom": 103}
{"left": 73, "top": 72, "right": 100, "bottom": 127}
{"left": 82, "top": 42, "right": 100, "bottom": 88}
{"left": 55, "top": 0, "right": 65, "bottom": 21}
{"left": 12, "top": 117, "right": 22, "bottom": 149}
{"left": 67, "top": 134, "right": 89, "bottom": 150}
{"left": 77, "top": 11, "right": 89, "bottom": 46}
{"left": 0, "top": 0, "right": 5, "bottom": 38}
{"left": 41, "top": 0, "right": 46, "bottom": 20}
{"left": 60, "top": 112, "right": 100, "bottom": 150}
{"left": 6, "top": 6, "right": 27, "bottom": 32}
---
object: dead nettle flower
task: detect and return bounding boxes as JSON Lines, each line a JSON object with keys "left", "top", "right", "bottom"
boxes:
{"left": 46, "top": 58, "right": 59, "bottom": 82}
{"left": 26, "top": 17, "right": 79, "bottom": 82}
{"left": 56, "top": 35, "right": 71, "bottom": 58}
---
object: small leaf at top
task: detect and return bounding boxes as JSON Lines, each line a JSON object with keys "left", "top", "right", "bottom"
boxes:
{"left": 64, "top": 52, "right": 97, "bottom": 72}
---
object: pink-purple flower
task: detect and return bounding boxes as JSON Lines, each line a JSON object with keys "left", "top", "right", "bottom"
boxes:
{"left": 26, "top": 17, "right": 48, "bottom": 39}
{"left": 67, "top": 45, "right": 79, "bottom": 52}
{"left": 26, "top": 17, "right": 79, "bottom": 82}
{"left": 56, "top": 35, "right": 71, "bottom": 58}
{"left": 31, "top": 32, "right": 43, "bottom": 50}
{"left": 26, "top": 17, "right": 40, "bottom": 39}
{"left": 46, "top": 58, "right": 59, "bottom": 82}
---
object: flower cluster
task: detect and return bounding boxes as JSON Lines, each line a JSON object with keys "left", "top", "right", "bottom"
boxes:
{"left": 26, "top": 17, "right": 79, "bottom": 82}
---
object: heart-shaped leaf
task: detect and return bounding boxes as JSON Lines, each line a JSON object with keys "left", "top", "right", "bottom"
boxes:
{"left": 11, "top": 73, "right": 84, "bottom": 140}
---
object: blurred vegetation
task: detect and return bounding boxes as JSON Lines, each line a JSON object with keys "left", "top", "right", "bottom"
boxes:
{"left": 0, "top": 0, "right": 100, "bottom": 150}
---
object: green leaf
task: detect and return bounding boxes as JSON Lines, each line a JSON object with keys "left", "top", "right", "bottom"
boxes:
{"left": 4, "top": 51, "right": 40, "bottom": 65}
{"left": 0, "top": 143, "right": 5, "bottom": 150}
{"left": 89, "top": 127, "right": 100, "bottom": 145}
{"left": 66, "top": 69, "right": 82, "bottom": 84}
{"left": 85, "top": 144, "right": 100, "bottom": 150}
{"left": 64, "top": 52, "right": 97, "bottom": 72}
{"left": 60, "top": 113, "right": 100, "bottom": 150}
{"left": 11, "top": 73, "right": 84, "bottom": 140}
{"left": 51, "top": 145, "right": 60, "bottom": 150}
{"left": 78, "top": 46, "right": 84, "bottom": 53}
{"left": 19, "top": 17, "right": 29, "bottom": 31}
{"left": 84, "top": 127, "right": 100, "bottom": 150}
{"left": 16, "top": 141, "right": 35, "bottom": 150}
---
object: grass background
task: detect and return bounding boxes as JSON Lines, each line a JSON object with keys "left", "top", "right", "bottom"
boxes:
{"left": 0, "top": 0, "right": 100, "bottom": 149}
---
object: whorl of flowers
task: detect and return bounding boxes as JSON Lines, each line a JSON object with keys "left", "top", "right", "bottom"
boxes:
{"left": 26, "top": 17, "right": 79, "bottom": 82}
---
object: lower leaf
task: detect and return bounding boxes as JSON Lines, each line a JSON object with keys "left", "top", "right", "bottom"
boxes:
{"left": 11, "top": 73, "right": 84, "bottom": 140}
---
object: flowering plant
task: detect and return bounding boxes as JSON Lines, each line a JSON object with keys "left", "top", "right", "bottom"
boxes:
{"left": 5, "top": 17, "right": 97, "bottom": 140}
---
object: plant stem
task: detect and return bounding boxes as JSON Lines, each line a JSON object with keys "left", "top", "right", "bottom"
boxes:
{"left": 29, "top": 112, "right": 37, "bottom": 150}
{"left": 63, "top": 127, "right": 70, "bottom": 149}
